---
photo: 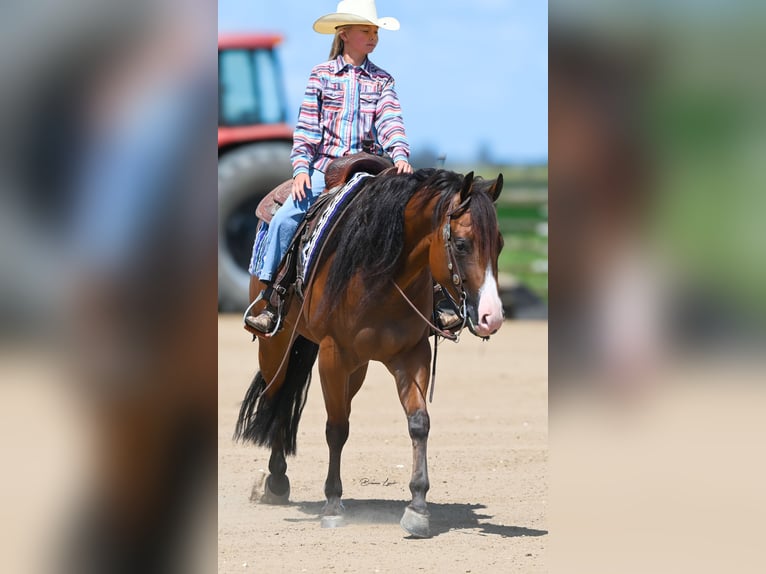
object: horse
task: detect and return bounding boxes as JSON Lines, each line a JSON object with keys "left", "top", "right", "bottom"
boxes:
{"left": 234, "top": 167, "right": 505, "bottom": 538}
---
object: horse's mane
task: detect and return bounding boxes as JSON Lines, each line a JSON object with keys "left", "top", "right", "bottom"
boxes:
{"left": 318, "top": 168, "right": 498, "bottom": 310}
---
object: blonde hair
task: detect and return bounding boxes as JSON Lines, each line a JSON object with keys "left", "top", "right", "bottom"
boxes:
{"left": 328, "top": 26, "right": 351, "bottom": 59}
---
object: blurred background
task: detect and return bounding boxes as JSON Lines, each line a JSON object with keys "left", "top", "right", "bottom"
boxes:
{"left": 1, "top": 0, "right": 216, "bottom": 572}
{"left": 549, "top": 1, "right": 766, "bottom": 572}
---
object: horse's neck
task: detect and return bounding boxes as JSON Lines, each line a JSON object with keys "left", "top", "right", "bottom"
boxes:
{"left": 396, "top": 194, "right": 441, "bottom": 288}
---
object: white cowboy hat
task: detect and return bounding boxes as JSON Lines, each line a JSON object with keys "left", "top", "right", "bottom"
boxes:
{"left": 313, "top": 0, "right": 400, "bottom": 34}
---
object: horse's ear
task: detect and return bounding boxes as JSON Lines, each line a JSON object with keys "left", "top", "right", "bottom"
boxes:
{"left": 460, "top": 171, "right": 474, "bottom": 203}
{"left": 488, "top": 173, "right": 504, "bottom": 202}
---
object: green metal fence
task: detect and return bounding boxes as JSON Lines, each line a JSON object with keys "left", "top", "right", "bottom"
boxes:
{"left": 496, "top": 191, "right": 548, "bottom": 301}
{"left": 441, "top": 164, "right": 548, "bottom": 305}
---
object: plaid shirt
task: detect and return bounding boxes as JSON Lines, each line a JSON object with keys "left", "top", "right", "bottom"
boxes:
{"left": 290, "top": 56, "right": 410, "bottom": 177}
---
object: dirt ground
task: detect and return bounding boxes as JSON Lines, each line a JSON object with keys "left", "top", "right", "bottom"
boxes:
{"left": 218, "top": 315, "right": 548, "bottom": 573}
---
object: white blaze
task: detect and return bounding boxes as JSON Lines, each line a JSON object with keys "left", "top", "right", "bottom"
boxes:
{"left": 476, "top": 264, "right": 504, "bottom": 336}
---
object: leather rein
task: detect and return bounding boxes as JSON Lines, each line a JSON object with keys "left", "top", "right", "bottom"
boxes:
{"left": 391, "top": 195, "right": 475, "bottom": 403}
{"left": 393, "top": 194, "right": 472, "bottom": 339}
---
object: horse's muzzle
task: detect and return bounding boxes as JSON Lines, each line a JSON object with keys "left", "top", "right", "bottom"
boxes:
{"left": 465, "top": 303, "right": 503, "bottom": 338}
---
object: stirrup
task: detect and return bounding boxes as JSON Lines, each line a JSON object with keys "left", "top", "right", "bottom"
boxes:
{"left": 435, "top": 307, "right": 462, "bottom": 331}
{"left": 243, "top": 287, "right": 284, "bottom": 337}
{"left": 434, "top": 290, "right": 463, "bottom": 330}
{"left": 245, "top": 307, "right": 278, "bottom": 333}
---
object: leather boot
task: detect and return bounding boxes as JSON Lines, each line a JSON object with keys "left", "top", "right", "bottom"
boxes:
{"left": 435, "top": 300, "right": 462, "bottom": 330}
{"left": 245, "top": 305, "right": 277, "bottom": 333}
{"left": 433, "top": 284, "right": 463, "bottom": 330}
{"left": 245, "top": 285, "right": 279, "bottom": 333}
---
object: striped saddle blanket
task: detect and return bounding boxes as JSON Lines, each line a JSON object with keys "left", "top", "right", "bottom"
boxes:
{"left": 297, "top": 171, "right": 373, "bottom": 288}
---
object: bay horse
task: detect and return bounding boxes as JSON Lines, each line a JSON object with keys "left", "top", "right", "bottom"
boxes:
{"left": 234, "top": 168, "right": 504, "bottom": 537}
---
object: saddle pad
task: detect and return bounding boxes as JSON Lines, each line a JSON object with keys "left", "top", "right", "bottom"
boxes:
{"left": 248, "top": 219, "right": 270, "bottom": 276}
{"left": 297, "top": 171, "right": 373, "bottom": 285}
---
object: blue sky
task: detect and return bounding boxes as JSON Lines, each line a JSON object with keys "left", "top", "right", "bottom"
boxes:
{"left": 219, "top": 1, "right": 548, "bottom": 164}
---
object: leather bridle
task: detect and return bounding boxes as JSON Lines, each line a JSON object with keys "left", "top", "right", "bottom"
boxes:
{"left": 439, "top": 196, "right": 472, "bottom": 330}
{"left": 441, "top": 195, "right": 498, "bottom": 341}
{"left": 391, "top": 197, "right": 472, "bottom": 342}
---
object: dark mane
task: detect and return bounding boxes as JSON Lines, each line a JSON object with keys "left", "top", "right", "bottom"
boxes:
{"left": 318, "top": 168, "right": 494, "bottom": 310}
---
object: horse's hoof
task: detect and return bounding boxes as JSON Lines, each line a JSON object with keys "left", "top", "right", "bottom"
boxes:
{"left": 320, "top": 514, "right": 346, "bottom": 529}
{"left": 320, "top": 501, "right": 345, "bottom": 528}
{"left": 400, "top": 506, "right": 430, "bottom": 538}
{"left": 259, "top": 475, "right": 290, "bottom": 505}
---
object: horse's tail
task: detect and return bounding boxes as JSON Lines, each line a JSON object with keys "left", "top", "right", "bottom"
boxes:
{"left": 233, "top": 335, "right": 319, "bottom": 455}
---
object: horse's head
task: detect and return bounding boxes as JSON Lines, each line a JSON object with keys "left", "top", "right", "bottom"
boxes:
{"left": 430, "top": 172, "right": 505, "bottom": 338}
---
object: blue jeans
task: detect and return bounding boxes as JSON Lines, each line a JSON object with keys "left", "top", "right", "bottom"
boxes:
{"left": 250, "top": 168, "right": 325, "bottom": 282}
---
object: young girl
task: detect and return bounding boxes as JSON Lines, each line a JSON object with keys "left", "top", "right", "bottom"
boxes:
{"left": 246, "top": 0, "right": 412, "bottom": 332}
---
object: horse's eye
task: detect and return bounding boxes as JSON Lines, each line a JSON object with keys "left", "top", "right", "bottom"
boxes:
{"left": 454, "top": 238, "right": 470, "bottom": 254}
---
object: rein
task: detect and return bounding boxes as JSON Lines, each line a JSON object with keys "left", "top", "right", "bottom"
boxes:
{"left": 249, "top": 174, "right": 375, "bottom": 400}
{"left": 392, "top": 280, "right": 467, "bottom": 405}
{"left": 391, "top": 197, "right": 473, "bottom": 402}
{"left": 252, "top": 174, "right": 475, "bottom": 403}
{"left": 392, "top": 195, "right": 471, "bottom": 341}
{"left": 391, "top": 281, "right": 464, "bottom": 342}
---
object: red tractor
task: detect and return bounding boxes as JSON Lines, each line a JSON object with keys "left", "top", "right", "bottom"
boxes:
{"left": 218, "top": 33, "right": 294, "bottom": 311}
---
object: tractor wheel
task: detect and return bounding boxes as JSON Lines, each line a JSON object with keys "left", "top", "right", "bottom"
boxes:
{"left": 218, "top": 141, "right": 292, "bottom": 312}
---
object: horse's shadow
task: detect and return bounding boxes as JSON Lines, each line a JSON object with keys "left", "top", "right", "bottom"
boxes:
{"left": 285, "top": 498, "right": 547, "bottom": 538}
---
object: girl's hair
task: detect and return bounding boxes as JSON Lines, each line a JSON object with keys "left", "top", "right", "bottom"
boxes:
{"left": 328, "top": 26, "right": 351, "bottom": 59}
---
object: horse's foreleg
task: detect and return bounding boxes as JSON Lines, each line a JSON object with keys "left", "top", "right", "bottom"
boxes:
{"left": 321, "top": 414, "right": 348, "bottom": 526}
{"left": 406, "top": 408, "right": 430, "bottom": 511}
{"left": 317, "top": 342, "right": 359, "bottom": 525}
{"left": 387, "top": 339, "right": 432, "bottom": 538}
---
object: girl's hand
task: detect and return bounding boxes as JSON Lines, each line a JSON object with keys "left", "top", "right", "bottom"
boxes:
{"left": 291, "top": 173, "right": 311, "bottom": 201}
{"left": 395, "top": 160, "right": 413, "bottom": 174}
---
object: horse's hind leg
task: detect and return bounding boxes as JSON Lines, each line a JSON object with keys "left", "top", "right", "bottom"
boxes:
{"left": 386, "top": 339, "right": 432, "bottom": 538}
{"left": 255, "top": 333, "right": 293, "bottom": 505}
{"left": 236, "top": 330, "right": 318, "bottom": 505}
{"left": 260, "top": 437, "right": 290, "bottom": 504}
